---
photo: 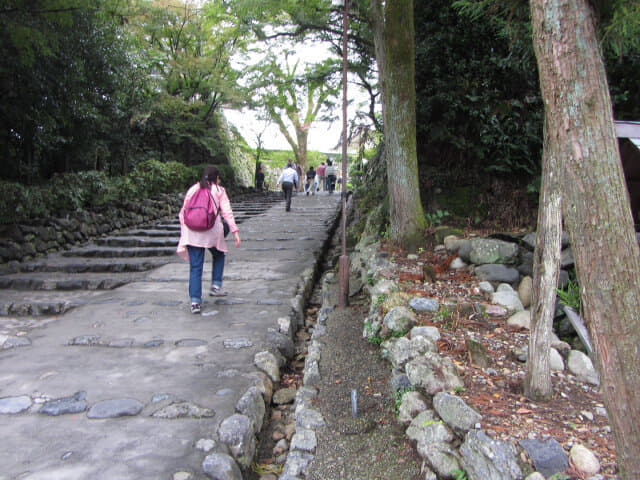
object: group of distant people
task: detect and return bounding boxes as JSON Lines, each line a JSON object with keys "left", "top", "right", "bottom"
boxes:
{"left": 275, "top": 158, "right": 340, "bottom": 211}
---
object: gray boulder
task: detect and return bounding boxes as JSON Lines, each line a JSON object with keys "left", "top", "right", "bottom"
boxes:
{"left": 405, "top": 354, "right": 464, "bottom": 396}
{"left": 433, "top": 392, "right": 482, "bottom": 435}
{"left": 383, "top": 306, "right": 418, "bottom": 335}
{"left": 459, "top": 430, "right": 523, "bottom": 480}
{"left": 475, "top": 264, "right": 520, "bottom": 285}
{"left": 218, "top": 414, "right": 256, "bottom": 469}
{"left": 469, "top": 238, "right": 519, "bottom": 265}
{"left": 519, "top": 438, "right": 569, "bottom": 478}
{"left": 235, "top": 387, "right": 265, "bottom": 434}
{"left": 202, "top": 453, "right": 243, "bottom": 480}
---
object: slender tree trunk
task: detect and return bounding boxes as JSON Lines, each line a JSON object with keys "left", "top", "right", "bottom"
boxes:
{"left": 370, "top": 0, "right": 386, "bottom": 124}
{"left": 530, "top": 0, "right": 640, "bottom": 476}
{"left": 383, "top": 0, "right": 426, "bottom": 251}
{"left": 295, "top": 127, "right": 308, "bottom": 173}
{"left": 524, "top": 116, "right": 562, "bottom": 400}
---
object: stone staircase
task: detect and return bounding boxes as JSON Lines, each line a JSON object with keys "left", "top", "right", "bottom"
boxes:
{"left": 0, "top": 192, "right": 283, "bottom": 316}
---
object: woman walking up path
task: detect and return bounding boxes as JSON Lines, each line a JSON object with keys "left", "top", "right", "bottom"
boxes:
{"left": 177, "top": 165, "right": 241, "bottom": 313}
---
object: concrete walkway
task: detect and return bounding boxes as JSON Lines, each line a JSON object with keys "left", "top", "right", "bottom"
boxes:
{"left": 0, "top": 192, "right": 341, "bottom": 480}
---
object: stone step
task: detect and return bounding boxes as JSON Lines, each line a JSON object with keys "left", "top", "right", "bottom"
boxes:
{"left": 15, "top": 256, "right": 175, "bottom": 274}
{"left": 111, "top": 229, "right": 180, "bottom": 238}
{"left": 0, "top": 271, "right": 146, "bottom": 291}
{"left": 0, "top": 289, "right": 105, "bottom": 316}
{"left": 95, "top": 237, "right": 177, "bottom": 248}
{"left": 61, "top": 246, "right": 176, "bottom": 258}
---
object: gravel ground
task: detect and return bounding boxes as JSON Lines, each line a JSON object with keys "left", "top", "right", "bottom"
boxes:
{"left": 304, "top": 290, "right": 422, "bottom": 480}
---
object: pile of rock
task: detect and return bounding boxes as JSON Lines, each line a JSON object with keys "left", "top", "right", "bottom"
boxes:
{"left": 0, "top": 194, "right": 183, "bottom": 264}
{"left": 345, "top": 234, "right": 606, "bottom": 480}
{"left": 442, "top": 232, "right": 574, "bottom": 291}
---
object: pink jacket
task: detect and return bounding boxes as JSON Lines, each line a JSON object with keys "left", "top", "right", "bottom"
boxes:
{"left": 176, "top": 183, "right": 239, "bottom": 261}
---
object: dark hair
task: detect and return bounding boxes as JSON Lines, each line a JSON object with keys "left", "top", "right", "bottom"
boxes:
{"left": 327, "top": 160, "right": 333, "bottom": 166}
{"left": 200, "top": 165, "right": 220, "bottom": 188}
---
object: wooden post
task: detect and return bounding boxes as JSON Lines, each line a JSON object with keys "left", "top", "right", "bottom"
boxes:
{"left": 338, "top": 0, "right": 350, "bottom": 308}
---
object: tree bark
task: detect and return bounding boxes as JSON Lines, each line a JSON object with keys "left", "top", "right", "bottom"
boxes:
{"left": 530, "top": 0, "right": 640, "bottom": 476}
{"left": 524, "top": 115, "right": 562, "bottom": 400}
{"left": 382, "top": 0, "right": 426, "bottom": 251}
{"left": 370, "top": 0, "right": 386, "bottom": 125}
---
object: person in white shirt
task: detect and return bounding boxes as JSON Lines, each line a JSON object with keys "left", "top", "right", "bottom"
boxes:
{"left": 276, "top": 160, "right": 299, "bottom": 211}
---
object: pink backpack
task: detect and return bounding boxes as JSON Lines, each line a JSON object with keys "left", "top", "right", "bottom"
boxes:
{"left": 183, "top": 187, "right": 217, "bottom": 231}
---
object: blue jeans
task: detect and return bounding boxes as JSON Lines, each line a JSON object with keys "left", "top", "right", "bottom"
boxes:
{"left": 187, "top": 245, "right": 225, "bottom": 304}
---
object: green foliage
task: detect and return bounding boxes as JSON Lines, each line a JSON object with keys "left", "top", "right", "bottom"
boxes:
{"left": 557, "top": 277, "right": 581, "bottom": 312}
{"left": 0, "top": 161, "right": 196, "bottom": 225}
{"left": 548, "top": 474, "right": 570, "bottom": 480}
{"left": 244, "top": 49, "right": 342, "bottom": 170}
{"left": 415, "top": 0, "right": 543, "bottom": 181}
{"left": 0, "top": 0, "right": 147, "bottom": 182}
{"left": 393, "top": 387, "right": 415, "bottom": 416}
{"left": 425, "top": 210, "right": 451, "bottom": 226}
{"left": 363, "top": 320, "right": 382, "bottom": 345}
{"left": 435, "top": 306, "right": 458, "bottom": 330}
{"left": 450, "top": 469, "right": 468, "bottom": 480}
{"left": 1, "top": 0, "right": 246, "bottom": 184}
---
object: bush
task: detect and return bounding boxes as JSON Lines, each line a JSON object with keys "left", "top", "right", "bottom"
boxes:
{"left": 0, "top": 161, "right": 202, "bottom": 224}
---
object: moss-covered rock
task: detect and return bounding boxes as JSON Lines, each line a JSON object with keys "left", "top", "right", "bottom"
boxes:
{"left": 381, "top": 292, "right": 412, "bottom": 315}
{"left": 434, "top": 226, "right": 464, "bottom": 245}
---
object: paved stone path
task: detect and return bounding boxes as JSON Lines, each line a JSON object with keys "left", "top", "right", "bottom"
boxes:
{"left": 0, "top": 191, "right": 341, "bottom": 480}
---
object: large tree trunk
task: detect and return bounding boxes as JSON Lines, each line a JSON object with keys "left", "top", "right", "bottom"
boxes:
{"left": 524, "top": 115, "right": 562, "bottom": 400}
{"left": 530, "top": 0, "right": 640, "bottom": 476}
{"left": 382, "top": 0, "right": 426, "bottom": 251}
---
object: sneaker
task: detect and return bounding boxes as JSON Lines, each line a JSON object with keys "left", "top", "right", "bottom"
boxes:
{"left": 209, "top": 286, "right": 228, "bottom": 297}
{"left": 190, "top": 303, "right": 201, "bottom": 314}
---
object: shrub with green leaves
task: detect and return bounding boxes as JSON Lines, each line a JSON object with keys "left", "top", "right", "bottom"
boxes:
{"left": 0, "top": 161, "right": 200, "bottom": 224}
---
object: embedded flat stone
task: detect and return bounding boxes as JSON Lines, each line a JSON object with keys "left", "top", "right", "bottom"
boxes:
{"left": 214, "top": 298, "right": 246, "bottom": 305}
{"left": 223, "top": 338, "right": 253, "bottom": 349}
{"left": 90, "top": 298, "right": 121, "bottom": 305}
{"left": 0, "top": 395, "right": 32, "bottom": 414}
{"left": 40, "top": 391, "right": 88, "bottom": 416}
{"left": 108, "top": 338, "right": 135, "bottom": 348}
{"left": 175, "top": 339, "right": 207, "bottom": 347}
{"left": 68, "top": 335, "right": 101, "bottom": 346}
{"left": 87, "top": 398, "right": 144, "bottom": 418}
{"left": 123, "top": 300, "right": 144, "bottom": 306}
{"left": 2, "top": 336, "right": 32, "bottom": 349}
{"left": 151, "top": 401, "right": 215, "bottom": 419}
{"left": 153, "top": 300, "right": 182, "bottom": 307}
{"left": 257, "top": 299, "right": 283, "bottom": 305}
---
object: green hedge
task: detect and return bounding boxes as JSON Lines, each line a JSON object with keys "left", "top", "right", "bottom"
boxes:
{"left": 0, "top": 160, "right": 228, "bottom": 225}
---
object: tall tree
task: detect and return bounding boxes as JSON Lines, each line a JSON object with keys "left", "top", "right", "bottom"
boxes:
{"left": 377, "top": 0, "right": 426, "bottom": 250}
{"left": 129, "top": 0, "right": 245, "bottom": 165}
{"left": 246, "top": 52, "right": 340, "bottom": 170}
{"left": 0, "top": 0, "right": 139, "bottom": 181}
{"left": 530, "top": 0, "right": 640, "bottom": 477}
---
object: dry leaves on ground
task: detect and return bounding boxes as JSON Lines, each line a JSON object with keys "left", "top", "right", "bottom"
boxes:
{"left": 381, "top": 241, "right": 617, "bottom": 479}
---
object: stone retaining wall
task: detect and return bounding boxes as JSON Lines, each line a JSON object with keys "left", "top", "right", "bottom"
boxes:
{"left": 0, "top": 193, "right": 184, "bottom": 266}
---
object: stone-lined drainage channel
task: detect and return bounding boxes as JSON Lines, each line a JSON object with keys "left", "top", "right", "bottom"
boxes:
{"left": 250, "top": 208, "right": 345, "bottom": 480}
